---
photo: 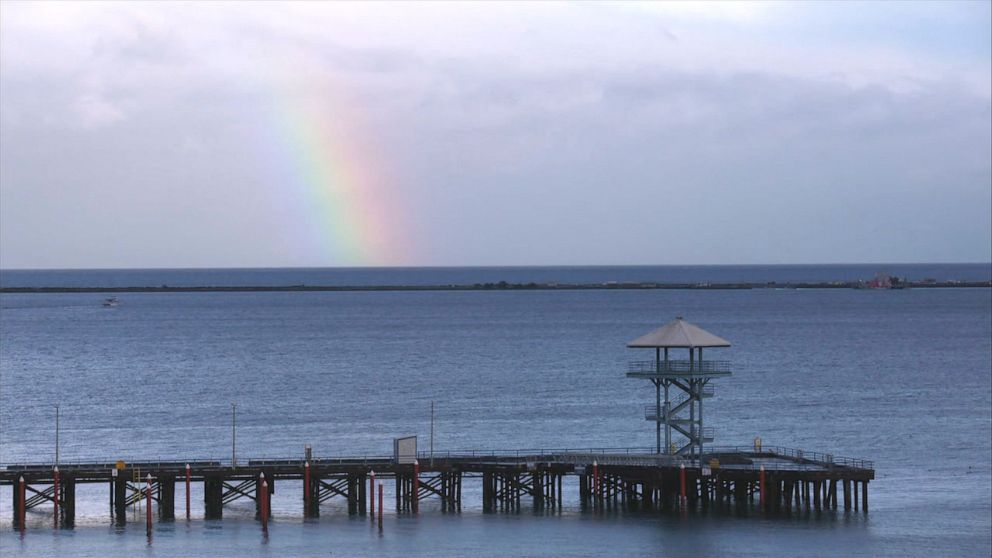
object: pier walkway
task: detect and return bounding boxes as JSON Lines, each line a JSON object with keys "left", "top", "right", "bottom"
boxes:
{"left": 2, "top": 446, "right": 874, "bottom": 528}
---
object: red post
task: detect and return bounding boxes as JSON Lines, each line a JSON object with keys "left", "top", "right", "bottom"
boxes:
{"left": 185, "top": 464, "right": 191, "bottom": 520}
{"left": 18, "top": 476, "right": 26, "bottom": 530}
{"left": 369, "top": 470, "right": 376, "bottom": 521}
{"left": 145, "top": 474, "right": 153, "bottom": 535}
{"left": 303, "top": 461, "right": 311, "bottom": 517}
{"left": 679, "top": 463, "right": 687, "bottom": 508}
{"left": 53, "top": 466, "right": 60, "bottom": 527}
{"left": 592, "top": 461, "right": 599, "bottom": 503}
{"left": 377, "top": 482, "right": 383, "bottom": 529}
{"left": 759, "top": 466, "right": 766, "bottom": 510}
{"left": 412, "top": 460, "right": 420, "bottom": 514}
{"left": 260, "top": 474, "right": 269, "bottom": 536}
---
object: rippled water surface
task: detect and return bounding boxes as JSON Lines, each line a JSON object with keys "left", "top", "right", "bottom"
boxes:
{"left": 1, "top": 267, "right": 990, "bottom": 556}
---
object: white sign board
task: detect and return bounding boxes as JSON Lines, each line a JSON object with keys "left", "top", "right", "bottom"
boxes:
{"left": 394, "top": 436, "right": 417, "bottom": 464}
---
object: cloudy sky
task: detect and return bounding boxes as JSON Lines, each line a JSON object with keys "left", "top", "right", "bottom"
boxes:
{"left": 1, "top": 1, "right": 989, "bottom": 268}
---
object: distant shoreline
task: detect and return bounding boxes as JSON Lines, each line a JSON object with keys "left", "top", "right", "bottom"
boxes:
{"left": 1, "top": 280, "right": 989, "bottom": 293}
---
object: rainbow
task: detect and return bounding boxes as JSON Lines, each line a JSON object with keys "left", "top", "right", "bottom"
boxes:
{"left": 256, "top": 72, "right": 408, "bottom": 266}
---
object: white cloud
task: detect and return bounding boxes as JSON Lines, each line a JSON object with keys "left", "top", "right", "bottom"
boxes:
{"left": 72, "top": 93, "right": 125, "bottom": 128}
{"left": 0, "top": 1, "right": 988, "bottom": 267}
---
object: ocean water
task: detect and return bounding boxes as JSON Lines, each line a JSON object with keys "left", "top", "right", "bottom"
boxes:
{"left": 0, "top": 267, "right": 990, "bottom": 556}
{"left": 1, "top": 262, "right": 990, "bottom": 288}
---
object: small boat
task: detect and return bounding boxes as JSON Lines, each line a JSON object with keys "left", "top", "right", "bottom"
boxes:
{"left": 102, "top": 297, "right": 119, "bottom": 307}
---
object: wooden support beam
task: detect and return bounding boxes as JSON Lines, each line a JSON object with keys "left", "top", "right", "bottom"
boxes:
{"left": 12, "top": 478, "right": 25, "bottom": 529}
{"left": 347, "top": 475, "right": 359, "bottom": 515}
{"left": 700, "top": 477, "right": 709, "bottom": 510}
{"left": 533, "top": 470, "right": 544, "bottom": 509}
{"left": 204, "top": 477, "right": 223, "bottom": 519}
{"left": 358, "top": 473, "right": 367, "bottom": 515}
{"left": 114, "top": 474, "right": 127, "bottom": 521}
{"left": 578, "top": 473, "right": 588, "bottom": 506}
{"left": 60, "top": 475, "right": 76, "bottom": 527}
{"left": 482, "top": 472, "right": 493, "bottom": 512}
{"left": 159, "top": 475, "right": 175, "bottom": 520}
{"left": 307, "top": 470, "right": 320, "bottom": 517}
{"left": 24, "top": 484, "right": 55, "bottom": 509}
{"left": 222, "top": 479, "right": 256, "bottom": 505}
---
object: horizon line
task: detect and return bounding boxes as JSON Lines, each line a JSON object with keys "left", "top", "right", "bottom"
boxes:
{"left": 1, "top": 261, "right": 990, "bottom": 273}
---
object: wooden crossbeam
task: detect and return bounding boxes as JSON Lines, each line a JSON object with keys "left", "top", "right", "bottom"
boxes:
{"left": 222, "top": 479, "right": 257, "bottom": 505}
{"left": 24, "top": 485, "right": 55, "bottom": 509}
{"left": 602, "top": 476, "right": 640, "bottom": 498}
{"left": 418, "top": 476, "right": 446, "bottom": 501}
{"left": 317, "top": 478, "right": 349, "bottom": 504}
{"left": 513, "top": 474, "right": 536, "bottom": 497}
{"left": 124, "top": 481, "right": 161, "bottom": 506}
{"left": 494, "top": 473, "right": 535, "bottom": 499}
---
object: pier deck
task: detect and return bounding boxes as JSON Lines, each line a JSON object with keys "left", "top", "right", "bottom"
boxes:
{"left": 2, "top": 446, "right": 873, "bottom": 528}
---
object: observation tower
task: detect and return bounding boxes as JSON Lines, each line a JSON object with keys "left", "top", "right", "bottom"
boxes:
{"left": 626, "top": 317, "right": 732, "bottom": 457}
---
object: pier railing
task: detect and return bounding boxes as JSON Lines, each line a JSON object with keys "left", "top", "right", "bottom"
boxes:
{"left": 2, "top": 458, "right": 225, "bottom": 471}
{"left": 627, "top": 360, "right": 731, "bottom": 375}
{"left": 0, "top": 447, "right": 674, "bottom": 470}
{"left": 415, "top": 446, "right": 659, "bottom": 460}
{"left": 765, "top": 445, "right": 873, "bottom": 470}
{"left": 0, "top": 445, "right": 872, "bottom": 472}
{"left": 706, "top": 445, "right": 874, "bottom": 470}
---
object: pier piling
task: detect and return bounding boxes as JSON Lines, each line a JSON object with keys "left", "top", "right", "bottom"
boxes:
{"left": 15, "top": 476, "right": 26, "bottom": 530}
{"left": 185, "top": 465, "right": 191, "bottom": 520}
{"left": 145, "top": 475, "right": 152, "bottom": 534}
{"left": 303, "top": 462, "right": 311, "bottom": 517}
{"left": 368, "top": 470, "right": 375, "bottom": 520}
{"left": 204, "top": 476, "right": 223, "bottom": 519}
{"left": 412, "top": 461, "right": 420, "bottom": 514}
{"left": 114, "top": 470, "right": 127, "bottom": 521}
{"left": 260, "top": 474, "right": 269, "bottom": 535}
{"left": 53, "top": 466, "right": 60, "bottom": 527}
{"left": 377, "top": 482, "right": 383, "bottom": 529}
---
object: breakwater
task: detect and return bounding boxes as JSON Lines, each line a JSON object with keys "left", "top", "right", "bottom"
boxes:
{"left": 2, "top": 280, "right": 989, "bottom": 294}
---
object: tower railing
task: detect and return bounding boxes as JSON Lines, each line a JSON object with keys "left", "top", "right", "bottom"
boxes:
{"left": 627, "top": 360, "right": 731, "bottom": 375}
{"left": 691, "top": 427, "right": 715, "bottom": 440}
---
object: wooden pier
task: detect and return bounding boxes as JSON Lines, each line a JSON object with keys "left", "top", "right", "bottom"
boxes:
{"left": 2, "top": 446, "right": 873, "bottom": 529}
{"left": 2, "top": 318, "right": 875, "bottom": 530}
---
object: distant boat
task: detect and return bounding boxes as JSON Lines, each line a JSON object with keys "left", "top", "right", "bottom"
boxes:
{"left": 102, "top": 297, "right": 119, "bottom": 307}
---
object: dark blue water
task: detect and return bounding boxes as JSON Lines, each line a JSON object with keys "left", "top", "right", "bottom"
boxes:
{"left": 1, "top": 267, "right": 990, "bottom": 556}
{"left": 2, "top": 263, "right": 990, "bottom": 288}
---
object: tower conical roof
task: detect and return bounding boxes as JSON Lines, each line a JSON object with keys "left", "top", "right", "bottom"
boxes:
{"left": 627, "top": 317, "right": 730, "bottom": 348}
